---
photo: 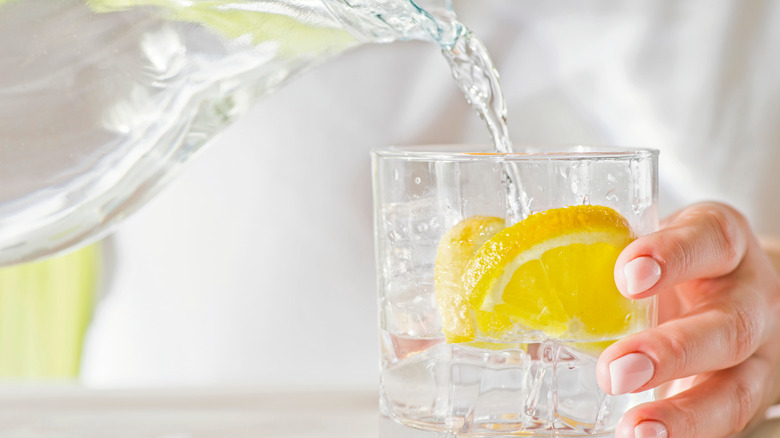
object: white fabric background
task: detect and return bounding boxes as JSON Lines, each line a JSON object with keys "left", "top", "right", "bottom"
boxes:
{"left": 80, "top": 0, "right": 780, "bottom": 388}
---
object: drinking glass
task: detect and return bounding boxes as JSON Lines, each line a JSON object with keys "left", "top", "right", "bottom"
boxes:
{"left": 372, "top": 144, "right": 658, "bottom": 437}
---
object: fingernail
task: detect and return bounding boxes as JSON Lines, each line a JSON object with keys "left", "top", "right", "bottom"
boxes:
{"left": 609, "top": 352, "right": 654, "bottom": 394}
{"left": 634, "top": 421, "right": 667, "bottom": 438}
{"left": 623, "top": 256, "right": 661, "bottom": 296}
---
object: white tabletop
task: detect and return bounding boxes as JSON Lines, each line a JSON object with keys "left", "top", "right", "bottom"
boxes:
{"left": 0, "top": 387, "right": 377, "bottom": 438}
{"left": 0, "top": 387, "right": 777, "bottom": 437}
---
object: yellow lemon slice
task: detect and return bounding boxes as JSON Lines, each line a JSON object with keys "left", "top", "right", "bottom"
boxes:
{"left": 464, "top": 205, "right": 637, "bottom": 340}
{"left": 434, "top": 216, "right": 505, "bottom": 343}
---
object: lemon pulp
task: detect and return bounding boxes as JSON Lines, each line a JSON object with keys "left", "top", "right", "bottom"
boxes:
{"left": 434, "top": 216, "right": 505, "bottom": 343}
{"left": 435, "top": 205, "right": 641, "bottom": 343}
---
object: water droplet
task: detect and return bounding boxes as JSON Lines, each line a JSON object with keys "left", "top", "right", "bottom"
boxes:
{"left": 632, "top": 199, "right": 643, "bottom": 215}
{"left": 607, "top": 173, "right": 617, "bottom": 183}
{"left": 582, "top": 195, "right": 590, "bottom": 205}
{"left": 605, "top": 189, "right": 619, "bottom": 202}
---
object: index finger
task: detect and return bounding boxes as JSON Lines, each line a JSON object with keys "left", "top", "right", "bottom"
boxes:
{"left": 614, "top": 202, "right": 750, "bottom": 299}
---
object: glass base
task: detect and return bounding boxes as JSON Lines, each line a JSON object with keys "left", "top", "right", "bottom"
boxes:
{"left": 380, "top": 415, "right": 616, "bottom": 438}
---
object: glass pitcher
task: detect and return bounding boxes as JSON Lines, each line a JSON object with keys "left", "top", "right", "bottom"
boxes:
{"left": 0, "top": 0, "right": 463, "bottom": 266}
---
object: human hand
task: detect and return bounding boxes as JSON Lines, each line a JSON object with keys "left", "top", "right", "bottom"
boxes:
{"left": 596, "top": 202, "right": 780, "bottom": 438}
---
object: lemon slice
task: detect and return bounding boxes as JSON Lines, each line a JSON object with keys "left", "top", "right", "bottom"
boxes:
{"left": 464, "top": 205, "right": 637, "bottom": 340}
{"left": 434, "top": 216, "right": 504, "bottom": 343}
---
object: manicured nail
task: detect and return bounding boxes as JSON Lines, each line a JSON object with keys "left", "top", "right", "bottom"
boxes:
{"left": 623, "top": 256, "right": 661, "bottom": 296}
{"left": 609, "top": 352, "right": 654, "bottom": 394}
{"left": 634, "top": 421, "right": 667, "bottom": 438}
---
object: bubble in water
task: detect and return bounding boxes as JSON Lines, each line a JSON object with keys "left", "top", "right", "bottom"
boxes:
{"left": 392, "top": 247, "right": 411, "bottom": 263}
{"left": 605, "top": 189, "right": 619, "bottom": 202}
{"left": 607, "top": 173, "right": 617, "bottom": 184}
{"left": 581, "top": 195, "right": 590, "bottom": 205}
{"left": 393, "top": 169, "right": 400, "bottom": 180}
{"left": 414, "top": 176, "right": 422, "bottom": 184}
{"left": 570, "top": 178, "right": 580, "bottom": 193}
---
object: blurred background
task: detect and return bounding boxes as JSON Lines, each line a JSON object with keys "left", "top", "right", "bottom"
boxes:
{"left": 1, "top": 0, "right": 779, "bottom": 392}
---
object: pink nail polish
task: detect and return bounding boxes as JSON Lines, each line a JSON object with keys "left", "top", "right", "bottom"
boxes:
{"left": 609, "top": 353, "right": 654, "bottom": 394}
{"left": 634, "top": 421, "right": 667, "bottom": 438}
{"left": 623, "top": 256, "right": 661, "bottom": 296}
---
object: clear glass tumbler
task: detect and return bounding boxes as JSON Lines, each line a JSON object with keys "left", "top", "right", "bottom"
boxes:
{"left": 372, "top": 145, "right": 658, "bottom": 437}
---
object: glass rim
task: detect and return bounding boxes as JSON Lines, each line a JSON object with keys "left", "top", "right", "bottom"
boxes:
{"left": 372, "top": 144, "right": 659, "bottom": 162}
